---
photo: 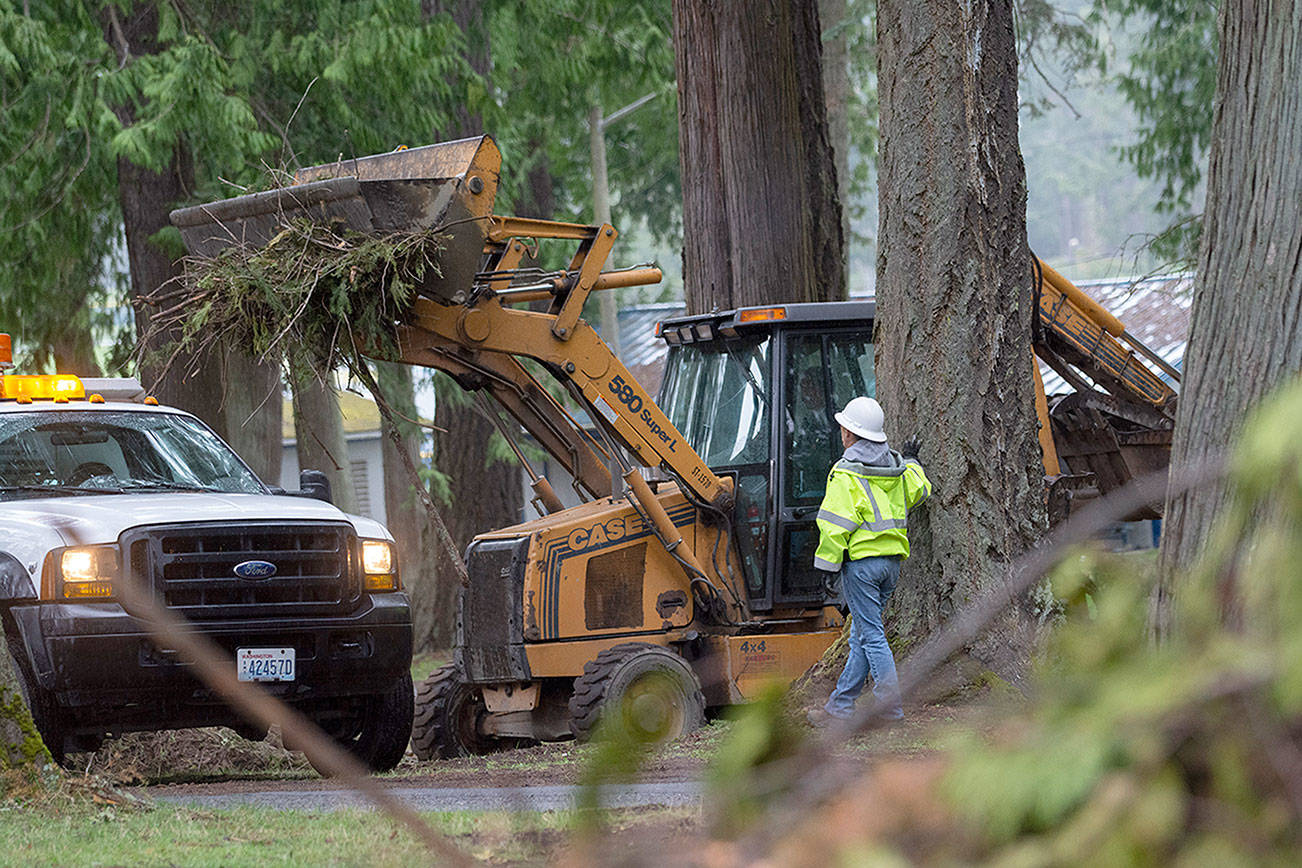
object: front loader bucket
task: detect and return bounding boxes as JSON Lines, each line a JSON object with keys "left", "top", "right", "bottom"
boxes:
{"left": 170, "top": 136, "right": 502, "bottom": 304}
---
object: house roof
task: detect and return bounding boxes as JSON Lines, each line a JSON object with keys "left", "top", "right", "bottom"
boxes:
{"left": 602, "top": 278, "right": 1193, "bottom": 404}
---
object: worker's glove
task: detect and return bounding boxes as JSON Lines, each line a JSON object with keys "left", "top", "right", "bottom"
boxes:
{"left": 822, "top": 569, "right": 842, "bottom": 600}
{"left": 900, "top": 436, "right": 921, "bottom": 460}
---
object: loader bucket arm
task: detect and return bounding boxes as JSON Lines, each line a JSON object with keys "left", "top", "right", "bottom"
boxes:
{"left": 169, "top": 135, "right": 733, "bottom": 512}
{"left": 394, "top": 325, "right": 616, "bottom": 501}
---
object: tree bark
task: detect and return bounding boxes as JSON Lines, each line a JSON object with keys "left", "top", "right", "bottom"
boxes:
{"left": 0, "top": 620, "right": 51, "bottom": 772}
{"left": 517, "top": 144, "right": 556, "bottom": 222}
{"left": 219, "top": 347, "right": 282, "bottom": 485}
{"left": 377, "top": 362, "right": 445, "bottom": 651}
{"left": 424, "top": 0, "right": 489, "bottom": 135}
{"left": 875, "top": 0, "right": 1045, "bottom": 673}
{"left": 105, "top": 4, "right": 217, "bottom": 428}
{"left": 422, "top": 0, "right": 523, "bottom": 648}
{"left": 432, "top": 382, "right": 523, "bottom": 564}
{"left": 819, "top": 0, "right": 852, "bottom": 281}
{"left": 47, "top": 283, "right": 102, "bottom": 377}
{"left": 105, "top": 2, "right": 284, "bottom": 462}
{"left": 672, "top": 0, "right": 846, "bottom": 312}
{"left": 1154, "top": 0, "right": 1302, "bottom": 634}
{"left": 291, "top": 373, "right": 358, "bottom": 515}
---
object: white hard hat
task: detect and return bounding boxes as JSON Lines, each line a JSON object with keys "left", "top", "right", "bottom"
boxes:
{"left": 835, "top": 396, "right": 887, "bottom": 442}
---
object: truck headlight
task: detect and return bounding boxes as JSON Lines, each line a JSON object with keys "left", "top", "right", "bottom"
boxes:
{"left": 57, "top": 546, "right": 117, "bottom": 599}
{"left": 361, "top": 539, "right": 398, "bottom": 592}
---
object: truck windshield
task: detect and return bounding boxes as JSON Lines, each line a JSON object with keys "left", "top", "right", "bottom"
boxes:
{"left": 0, "top": 411, "right": 265, "bottom": 499}
{"left": 660, "top": 337, "right": 771, "bottom": 467}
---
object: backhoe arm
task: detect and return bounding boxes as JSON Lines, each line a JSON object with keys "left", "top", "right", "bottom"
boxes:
{"left": 1033, "top": 258, "right": 1178, "bottom": 414}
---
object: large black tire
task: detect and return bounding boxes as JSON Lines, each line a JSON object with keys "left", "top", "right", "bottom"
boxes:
{"left": 568, "top": 643, "right": 705, "bottom": 744}
{"left": 4, "top": 630, "right": 68, "bottom": 765}
{"left": 411, "top": 663, "right": 496, "bottom": 760}
{"left": 313, "top": 672, "right": 413, "bottom": 774}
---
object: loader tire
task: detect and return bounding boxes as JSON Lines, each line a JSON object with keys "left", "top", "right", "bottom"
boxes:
{"left": 568, "top": 643, "right": 705, "bottom": 744}
{"left": 411, "top": 663, "right": 495, "bottom": 760}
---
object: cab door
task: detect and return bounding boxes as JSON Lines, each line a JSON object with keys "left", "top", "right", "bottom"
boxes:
{"left": 773, "top": 328, "right": 876, "bottom": 605}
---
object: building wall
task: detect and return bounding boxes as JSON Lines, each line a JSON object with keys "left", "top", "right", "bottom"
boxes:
{"left": 280, "top": 433, "right": 387, "bottom": 525}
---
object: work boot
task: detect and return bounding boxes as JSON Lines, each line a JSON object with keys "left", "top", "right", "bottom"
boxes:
{"left": 806, "top": 708, "right": 838, "bottom": 728}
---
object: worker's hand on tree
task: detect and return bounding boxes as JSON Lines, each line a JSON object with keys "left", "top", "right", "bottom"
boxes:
{"left": 901, "top": 437, "right": 921, "bottom": 460}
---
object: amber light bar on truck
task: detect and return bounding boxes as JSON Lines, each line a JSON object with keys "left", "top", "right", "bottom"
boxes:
{"left": 1, "top": 374, "right": 85, "bottom": 402}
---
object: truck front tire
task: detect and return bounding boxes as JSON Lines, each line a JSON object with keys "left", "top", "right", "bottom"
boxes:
{"left": 313, "top": 671, "right": 413, "bottom": 774}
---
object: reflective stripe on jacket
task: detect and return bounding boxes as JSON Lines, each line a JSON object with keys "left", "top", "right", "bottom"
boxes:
{"left": 813, "top": 452, "right": 931, "bottom": 570}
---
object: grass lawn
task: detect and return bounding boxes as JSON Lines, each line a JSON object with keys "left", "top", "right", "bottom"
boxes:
{"left": 0, "top": 801, "right": 696, "bottom": 867}
{"left": 409, "top": 649, "right": 452, "bottom": 685}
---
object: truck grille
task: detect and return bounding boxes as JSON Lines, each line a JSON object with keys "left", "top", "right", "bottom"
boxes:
{"left": 124, "top": 522, "right": 359, "bottom": 619}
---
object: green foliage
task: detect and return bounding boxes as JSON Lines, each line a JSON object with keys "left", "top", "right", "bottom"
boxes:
{"left": 0, "top": 2, "right": 123, "bottom": 371}
{"left": 1017, "top": 0, "right": 1105, "bottom": 115}
{"left": 1105, "top": 0, "right": 1219, "bottom": 265}
{"left": 487, "top": 0, "right": 679, "bottom": 237}
{"left": 940, "top": 377, "right": 1302, "bottom": 863}
{"left": 0, "top": 0, "right": 464, "bottom": 371}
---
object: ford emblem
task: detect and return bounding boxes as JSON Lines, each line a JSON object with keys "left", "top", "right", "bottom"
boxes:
{"left": 233, "top": 560, "right": 277, "bottom": 580}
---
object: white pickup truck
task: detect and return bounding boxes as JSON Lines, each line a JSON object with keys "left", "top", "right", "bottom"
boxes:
{"left": 0, "top": 348, "right": 413, "bottom": 772}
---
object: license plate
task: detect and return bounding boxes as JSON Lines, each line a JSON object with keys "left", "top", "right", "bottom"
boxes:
{"left": 237, "top": 647, "right": 296, "bottom": 682}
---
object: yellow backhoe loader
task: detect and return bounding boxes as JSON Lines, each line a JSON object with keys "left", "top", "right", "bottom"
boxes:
{"left": 172, "top": 135, "right": 1178, "bottom": 756}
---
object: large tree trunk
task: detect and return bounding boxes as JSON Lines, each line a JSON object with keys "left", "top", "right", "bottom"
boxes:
{"left": 0, "top": 621, "right": 51, "bottom": 772}
{"left": 420, "top": 0, "right": 523, "bottom": 649}
{"left": 819, "top": 0, "right": 852, "bottom": 279}
{"left": 115, "top": 146, "right": 226, "bottom": 419}
{"left": 377, "top": 362, "right": 445, "bottom": 652}
{"left": 106, "top": 4, "right": 218, "bottom": 427}
{"left": 1154, "top": 0, "right": 1302, "bottom": 633}
{"left": 517, "top": 144, "right": 556, "bottom": 222}
{"left": 672, "top": 0, "right": 846, "bottom": 312}
{"left": 219, "top": 347, "right": 282, "bottom": 484}
{"left": 875, "top": 0, "right": 1045, "bottom": 674}
{"left": 432, "top": 383, "right": 523, "bottom": 554}
{"left": 48, "top": 283, "right": 102, "bottom": 377}
{"left": 107, "top": 3, "right": 281, "bottom": 455}
{"left": 291, "top": 374, "right": 358, "bottom": 514}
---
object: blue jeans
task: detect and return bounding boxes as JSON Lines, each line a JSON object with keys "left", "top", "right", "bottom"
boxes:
{"left": 825, "top": 555, "right": 904, "bottom": 720}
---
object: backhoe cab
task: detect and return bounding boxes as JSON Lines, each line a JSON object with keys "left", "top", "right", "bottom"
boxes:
{"left": 655, "top": 303, "right": 878, "bottom": 611}
{"left": 172, "top": 134, "right": 1177, "bottom": 757}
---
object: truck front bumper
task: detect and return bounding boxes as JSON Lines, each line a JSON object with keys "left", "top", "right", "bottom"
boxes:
{"left": 7, "top": 594, "right": 412, "bottom": 734}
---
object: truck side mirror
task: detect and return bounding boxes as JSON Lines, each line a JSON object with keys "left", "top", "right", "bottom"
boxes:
{"left": 299, "top": 469, "right": 333, "bottom": 504}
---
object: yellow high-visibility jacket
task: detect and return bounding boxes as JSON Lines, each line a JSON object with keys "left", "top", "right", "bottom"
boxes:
{"left": 814, "top": 452, "right": 931, "bottom": 570}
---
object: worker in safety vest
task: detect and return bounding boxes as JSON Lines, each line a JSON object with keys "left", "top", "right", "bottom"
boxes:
{"left": 809, "top": 396, "right": 931, "bottom": 725}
